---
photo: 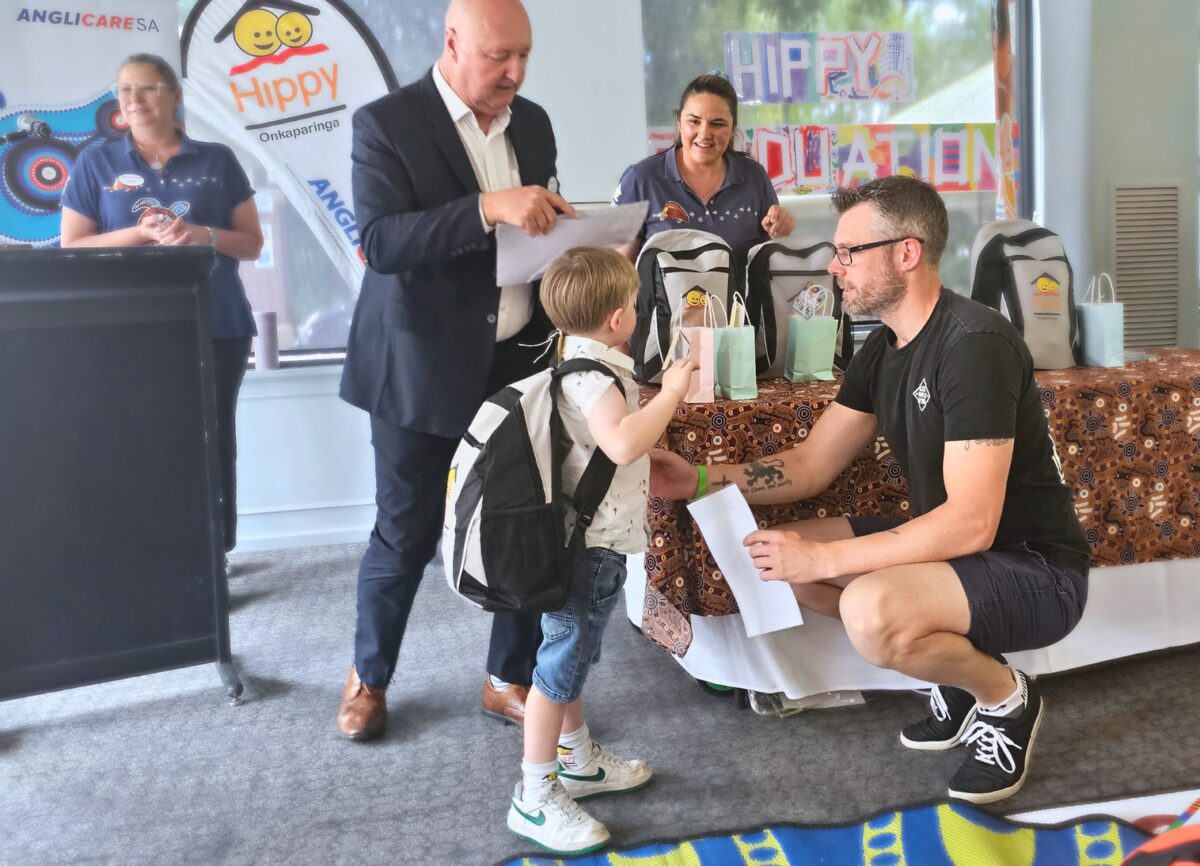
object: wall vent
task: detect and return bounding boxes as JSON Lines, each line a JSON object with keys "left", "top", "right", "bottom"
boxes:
{"left": 1110, "top": 184, "right": 1181, "bottom": 349}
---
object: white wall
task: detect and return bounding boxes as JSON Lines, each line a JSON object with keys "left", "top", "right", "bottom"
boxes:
{"left": 1039, "top": 0, "right": 1199, "bottom": 348}
{"left": 520, "top": 0, "right": 647, "bottom": 202}
{"left": 234, "top": 366, "right": 373, "bottom": 552}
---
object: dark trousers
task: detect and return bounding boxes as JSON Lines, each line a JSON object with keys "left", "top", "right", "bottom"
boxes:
{"left": 212, "top": 337, "right": 252, "bottom": 553}
{"left": 354, "top": 318, "right": 552, "bottom": 688}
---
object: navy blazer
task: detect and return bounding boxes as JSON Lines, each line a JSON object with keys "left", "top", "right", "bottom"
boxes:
{"left": 339, "top": 69, "right": 558, "bottom": 437}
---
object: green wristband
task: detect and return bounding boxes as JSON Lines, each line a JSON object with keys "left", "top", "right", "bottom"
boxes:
{"left": 692, "top": 464, "right": 708, "bottom": 500}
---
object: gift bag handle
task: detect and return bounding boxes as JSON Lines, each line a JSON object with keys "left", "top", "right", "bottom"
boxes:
{"left": 1084, "top": 273, "right": 1116, "bottom": 305}
{"left": 729, "top": 291, "right": 751, "bottom": 328}
{"left": 706, "top": 291, "right": 730, "bottom": 329}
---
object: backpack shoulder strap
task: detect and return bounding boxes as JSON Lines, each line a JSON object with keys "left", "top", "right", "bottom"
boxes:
{"left": 551, "top": 358, "right": 626, "bottom": 538}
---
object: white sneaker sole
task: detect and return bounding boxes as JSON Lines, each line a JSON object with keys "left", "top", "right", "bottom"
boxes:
{"left": 899, "top": 706, "right": 978, "bottom": 751}
{"left": 560, "top": 769, "right": 654, "bottom": 801}
{"left": 506, "top": 807, "right": 610, "bottom": 855}
{"left": 947, "top": 697, "right": 1045, "bottom": 805}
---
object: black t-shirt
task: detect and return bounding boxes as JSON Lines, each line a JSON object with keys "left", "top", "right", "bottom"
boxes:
{"left": 836, "top": 289, "right": 1090, "bottom": 569}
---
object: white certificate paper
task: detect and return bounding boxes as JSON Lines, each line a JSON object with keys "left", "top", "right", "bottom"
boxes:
{"left": 495, "top": 201, "right": 650, "bottom": 286}
{"left": 687, "top": 485, "right": 804, "bottom": 637}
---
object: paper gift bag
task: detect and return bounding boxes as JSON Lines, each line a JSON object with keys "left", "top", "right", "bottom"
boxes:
{"left": 784, "top": 315, "right": 838, "bottom": 381}
{"left": 669, "top": 294, "right": 720, "bottom": 403}
{"left": 784, "top": 289, "right": 837, "bottom": 382}
{"left": 678, "top": 326, "right": 715, "bottom": 402}
{"left": 715, "top": 292, "right": 758, "bottom": 400}
{"left": 1078, "top": 273, "right": 1124, "bottom": 368}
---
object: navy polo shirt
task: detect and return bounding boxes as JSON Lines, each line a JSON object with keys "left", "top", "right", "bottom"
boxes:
{"left": 612, "top": 145, "right": 781, "bottom": 266}
{"left": 60, "top": 133, "right": 257, "bottom": 339}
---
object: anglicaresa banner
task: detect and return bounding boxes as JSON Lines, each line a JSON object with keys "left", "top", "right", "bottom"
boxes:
{"left": 0, "top": 1, "right": 178, "bottom": 245}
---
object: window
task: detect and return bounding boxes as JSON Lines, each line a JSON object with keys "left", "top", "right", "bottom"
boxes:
{"left": 641, "top": 0, "right": 1025, "bottom": 301}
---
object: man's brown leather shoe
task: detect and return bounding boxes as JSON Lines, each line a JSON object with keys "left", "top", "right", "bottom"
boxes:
{"left": 337, "top": 666, "right": 387, "bottom": 741}
{"left": 482, "top": 677, "right": 528, "bottom": 726}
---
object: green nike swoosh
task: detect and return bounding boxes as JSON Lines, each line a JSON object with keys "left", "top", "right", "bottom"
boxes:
{"left": 558, "top": 766, "right": 606, "bottom": 783}
{"left": 511, "top": 802, "right": 546, "bottom": 826}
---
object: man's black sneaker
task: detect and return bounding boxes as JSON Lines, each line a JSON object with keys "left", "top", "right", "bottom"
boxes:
{"left": 948, "top": 671, "right": 1044, "bottom": 804}
{"left": 900, "top": 684, "right": 979, "bottom": 750}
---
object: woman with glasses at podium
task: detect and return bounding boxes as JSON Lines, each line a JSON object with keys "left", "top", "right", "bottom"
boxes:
{"left": 59, "top": 53, "right": 264, "bottom": 561}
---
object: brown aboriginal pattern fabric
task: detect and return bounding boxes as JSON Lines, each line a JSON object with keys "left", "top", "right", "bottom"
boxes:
{"left": 640, "top": 348, "right": 1200, "bottom": 655}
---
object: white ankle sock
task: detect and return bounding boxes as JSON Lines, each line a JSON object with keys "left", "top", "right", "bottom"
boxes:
{"left": 520, "top": 758, "right": 559, "bottom": 802}
{"left": 556, "top": 723, "right": 593, "bottom": 770}
{"left": 979, "top": 670, "right": 1026, "bottom": 717}
{"left": 489, "top": 675, "right": 509, "bottom": 690}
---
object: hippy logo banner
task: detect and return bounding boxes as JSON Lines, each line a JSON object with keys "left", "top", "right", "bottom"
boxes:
{"left": 182, "top": 0, "right": 397, "bottom": 291}
{"left": 649, "top": 123, "right": 1014, "bottom": 196}
{"left": 725, "top": 32, "right": 915, "bottom": 104}
{"left": 0, "top": 1, "right": 176, "bottom": 245}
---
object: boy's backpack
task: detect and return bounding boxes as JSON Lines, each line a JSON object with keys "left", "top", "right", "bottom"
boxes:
{"left": 631, "top": 229, "right": 733, "bottom": 383}
{"left": 969, "top": 220, "right": 1079, "bottom": 369}
{"left": 745, "top": 238, "right": 854, "bottom": 379}
{"left": 442, "top": 358, "right": 624, "bottom": 614}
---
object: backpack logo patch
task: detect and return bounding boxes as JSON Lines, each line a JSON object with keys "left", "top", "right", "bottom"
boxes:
{"left": 912, "top": 378, "right": 931, "bottom": 412}
{"left": 1031, "top": 272, "right": 1063, "bottom": 315}
{"left": 655, "top": 201, "right": 689, "bottom": 223}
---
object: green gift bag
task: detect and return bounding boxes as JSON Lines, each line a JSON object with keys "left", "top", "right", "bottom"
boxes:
{"left": 784, "top": 314, "right": 838, "bottom": 382}
{"left": 715, "top": 293, "right": 758, "bottom": 400}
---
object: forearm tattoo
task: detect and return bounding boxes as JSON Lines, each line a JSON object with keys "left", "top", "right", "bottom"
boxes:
{"left": 742, "top": 459, "right": 791, "bottom": 493}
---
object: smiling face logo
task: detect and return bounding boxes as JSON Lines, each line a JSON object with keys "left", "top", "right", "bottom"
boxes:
{"left": 1033, "top": 273, "right": 1061, "bottom": 296}
{"left": 277, "top": 10, "right": 313, "bottom": 47}
{"left": 233, "top": 8, "right": 280, "bottom": 57}
{"left": 216, "top": 1, "right": 321, "bottom": 66}
{"left": 684, "top": 289, "right": 707, "bottom": 308}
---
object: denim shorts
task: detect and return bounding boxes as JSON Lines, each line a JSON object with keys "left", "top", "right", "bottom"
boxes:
{"left": 532, "top": 547, "right": 627, "bottom": 704}
{"left": 848, "top": 516, "right": 1089, "bottom": 655}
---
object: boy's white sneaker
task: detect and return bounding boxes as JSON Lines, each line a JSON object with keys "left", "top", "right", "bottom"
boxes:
{"left": 557, "top": 742, "right": 654, "bottom": 800}
{"left": 507, "top": 778, "right": 610, "bottom": 855}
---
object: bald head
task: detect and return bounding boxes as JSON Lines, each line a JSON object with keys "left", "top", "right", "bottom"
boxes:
{"left": 440, "top": 0, "right": 532, "bottom": 128}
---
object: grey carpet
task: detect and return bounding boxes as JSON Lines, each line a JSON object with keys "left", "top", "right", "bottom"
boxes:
{"left": 2, "top": 542, "right": 1198, "bottom": 866}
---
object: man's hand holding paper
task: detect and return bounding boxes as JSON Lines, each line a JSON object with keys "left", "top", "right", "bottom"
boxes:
{"left": 687, "top": 485, "right": 803, "bottom": 637}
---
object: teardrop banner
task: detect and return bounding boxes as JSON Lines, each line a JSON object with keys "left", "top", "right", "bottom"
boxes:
{"left": 182, "top": 0, "right": 397, "bottom": 291}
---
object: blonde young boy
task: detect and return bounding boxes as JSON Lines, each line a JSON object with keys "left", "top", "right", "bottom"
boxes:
{"left": 506, "top": 247, "right": 697, "bottom": 855}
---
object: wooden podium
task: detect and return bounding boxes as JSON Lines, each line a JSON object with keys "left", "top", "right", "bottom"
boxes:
{"left": 0, "top": 247, "right": 242, "bottom": 702}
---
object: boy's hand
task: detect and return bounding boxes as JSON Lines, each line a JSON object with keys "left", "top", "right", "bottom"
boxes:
{"left": 660, "top": 357, "right": 699, "bottom": 400}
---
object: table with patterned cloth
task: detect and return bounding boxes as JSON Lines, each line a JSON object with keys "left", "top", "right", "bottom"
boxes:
{"left": 640, "top": 348, "right": 1200, "bottom": 656}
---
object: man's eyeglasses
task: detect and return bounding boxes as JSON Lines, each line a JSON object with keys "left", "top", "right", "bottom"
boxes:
{"left": 114, "top": 83, "right": 174, "bottom": 101}
{"left": 832, "top": 237, "right": 923, "bottom": 266}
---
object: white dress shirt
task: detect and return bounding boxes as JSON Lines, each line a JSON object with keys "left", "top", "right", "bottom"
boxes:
{"left": 432, "top": 62, "right": 532, "bottom": 342}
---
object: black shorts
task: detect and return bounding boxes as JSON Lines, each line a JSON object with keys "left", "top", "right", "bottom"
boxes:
{"left": 847, "top": 516, "right": 1089, "bottom": 655}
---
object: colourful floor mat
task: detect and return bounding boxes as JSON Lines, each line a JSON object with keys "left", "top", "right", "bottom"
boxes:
{"left": 499, "top": 800, "right": 1151, "bottom": 865}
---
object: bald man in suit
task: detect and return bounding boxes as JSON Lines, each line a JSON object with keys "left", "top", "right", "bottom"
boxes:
{"left": 337, "top": 0, "right": 575, "bottom": 740}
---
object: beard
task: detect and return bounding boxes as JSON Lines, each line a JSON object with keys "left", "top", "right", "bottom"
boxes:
{"left": 840, "top": 257, "right": 907, "bottom": 317}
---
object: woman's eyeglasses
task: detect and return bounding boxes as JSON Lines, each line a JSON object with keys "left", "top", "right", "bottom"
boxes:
{"left": 114, "top": 83, "right": 174, "bottom": 100}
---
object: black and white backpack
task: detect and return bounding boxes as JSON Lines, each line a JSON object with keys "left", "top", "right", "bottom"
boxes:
{"left": 745, "top": 238, "right": 853, "bottom": 379}
{"left": 631, "top": 229, "right": 733, "bottom": 383}
{"left": 441, "top": 359, "right": 623, "bottom": 614}
{"left": 969, "top": 220, "right": 1079, "bottom": 369}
